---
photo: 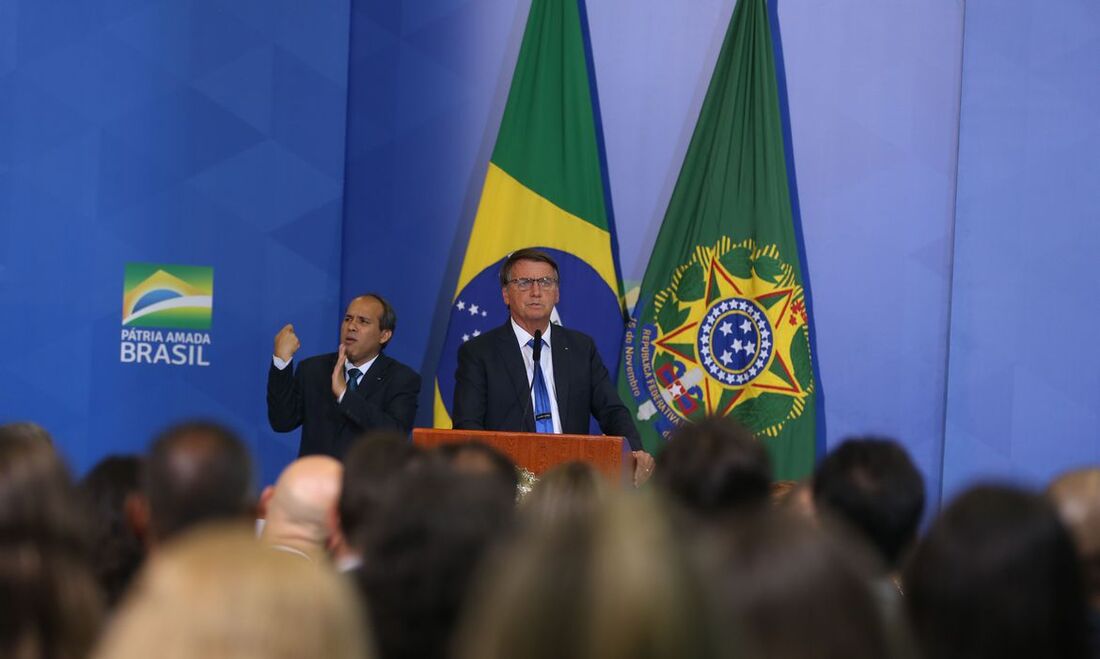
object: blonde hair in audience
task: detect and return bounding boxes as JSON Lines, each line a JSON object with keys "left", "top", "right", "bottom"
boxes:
{"left": 521, "top": 461, "right": 607, "bottom": 526}
{"left": 455, "top": 490, "right": 736, "bottom": 659}
{"left": 94, "top": 525, "right": 372, "bottom": 659}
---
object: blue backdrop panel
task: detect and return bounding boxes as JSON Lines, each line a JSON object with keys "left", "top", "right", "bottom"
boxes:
{"left": 943, "top": 0, "right": 1100, "bottom": 499}
{"left": 5, "top": 0, "right": 1100, "bottom": 502}
{"left": 0, "top": 0, "right": 351, "bottom": 485}
{"left": 774, "top": 0, "right": 965, "bottom": 511}
{"left": 340, "top": 0, "right": 528, "bottom": 423}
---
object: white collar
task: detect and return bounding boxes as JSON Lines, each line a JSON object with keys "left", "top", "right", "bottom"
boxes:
{"left": 510, "top": 318, "right": 552, "bottom": 348}
{"left": 346, "top": 353, "right": 379, "bottom": 376}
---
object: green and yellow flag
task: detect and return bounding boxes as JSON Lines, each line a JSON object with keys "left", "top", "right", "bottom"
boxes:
{"left": 619, "top": 0, "right": 818, "bottom": 478}
{"left": 434, "top": 0, "right": 625, "bottom": 428}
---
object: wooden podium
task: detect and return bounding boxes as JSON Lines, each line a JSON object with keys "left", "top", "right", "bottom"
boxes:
{"left": 412, "top": 428, "right": 634, "bottom": 484}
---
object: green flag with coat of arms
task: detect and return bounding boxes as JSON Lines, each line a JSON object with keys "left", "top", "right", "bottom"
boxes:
{"left": 618, "top": 0, "right": 817, "bottom": 479}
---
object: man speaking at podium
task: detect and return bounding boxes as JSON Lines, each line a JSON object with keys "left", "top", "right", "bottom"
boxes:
{"left": 268, "top": 294, "right": 421, "bottom": 458}
{"left": 453, "top": 248, "right": 655, "bottom": 485}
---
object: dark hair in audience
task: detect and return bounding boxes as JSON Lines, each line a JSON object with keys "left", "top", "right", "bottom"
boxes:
{"left": 145, "top": 420, "right": 254, "bottom": 542}
{"left": 80, "top": 455, "right": 146, "bottom": 607}
{"left": 339, "top": 431, "right": 419, "bottom": 551}
{"left": 655, "top": 416, "right": 772, "bottom": 517}
{"left": 522, "top": 461, "right": 606, "bottom": 527}
{"left": 704, "top": 511, "right": 902, "bottom": 659}
{"left": 356, "top": 292, "right": 397, "bottom": 347}
{"left": 903, "top": 484, "right": 1088, "bottom": 659}
{"left": 812, "top": 437, "right": 925, "bottom": 568}
{"left": 0, "top": 427, "right": 103, "bottom": 659}
{"left": 498, "top": 248, "right": 559, "bottom": 287}
{"left": 437, "top": 441, "right": 519, "bottom": 502}
{"left": 358, "top": 458, "right": 516, "bottom": 659}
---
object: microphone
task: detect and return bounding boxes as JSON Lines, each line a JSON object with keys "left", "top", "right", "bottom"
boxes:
{"left": 520, "top": 329, "right": 543, "bottom": 431}
{"left": 531, "top": 328, "right": 543, "bottom": 363}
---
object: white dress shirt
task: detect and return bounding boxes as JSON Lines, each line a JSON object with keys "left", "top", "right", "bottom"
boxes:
{"left": 272, "top": 353, "right": 377, "bottom": 403}
{"left": 510, "top": 318, "right": 563, "bottom": 434}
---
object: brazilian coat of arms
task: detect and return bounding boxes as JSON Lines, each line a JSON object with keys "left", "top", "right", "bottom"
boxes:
{"left": 624, "top": 237, "right": 815, "bottom": 440}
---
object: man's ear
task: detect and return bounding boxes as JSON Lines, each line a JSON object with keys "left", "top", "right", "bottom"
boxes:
{"left": 257, "top": 485, "right": 275, "bottom": 520}
{"left": 325, "top": 506, "right": 345, "bottom": 554}
{"left": 125, "top": 493, "right": 152, "bottom": 550}
{"left": 380, "top": 329, "right": 393, "bottom": 346}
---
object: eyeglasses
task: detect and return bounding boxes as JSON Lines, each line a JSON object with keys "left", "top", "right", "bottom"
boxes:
{"left": 507, "top": 277, "right": 559, "bottom": 291}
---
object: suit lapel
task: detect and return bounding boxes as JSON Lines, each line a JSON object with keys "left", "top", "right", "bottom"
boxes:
{"left": 353, "top": 354, "right": 391, "bottom": 401}
{"left": 550, "top": 326, "right": 570, "bottom": 427}
{"left": 496, "top": 324, "right": 534, "bottom": 431}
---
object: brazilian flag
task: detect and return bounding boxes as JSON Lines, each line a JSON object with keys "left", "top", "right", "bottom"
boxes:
{"left": 618, "top": 0, "right": 818, "bottom": 478}
{"left": 434, "top": 0, "right": 625, "bottom": 429}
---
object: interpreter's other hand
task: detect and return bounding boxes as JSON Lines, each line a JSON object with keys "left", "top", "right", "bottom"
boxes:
{"left": 331, "top": 344, "right": 348, "bottom": 399}
{"left": 274, "top": 324, "right": 301, "bottom": 362}
{"left": 632, "top": 450, "right": 655, "bottom": 487}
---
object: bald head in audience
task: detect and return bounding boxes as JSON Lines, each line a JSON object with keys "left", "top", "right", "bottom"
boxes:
{"left": 1049, "top": 467, "right": 1100, "bottom": 607}
{"left": 260, "top": 456, "right": 343, "bottom": 561}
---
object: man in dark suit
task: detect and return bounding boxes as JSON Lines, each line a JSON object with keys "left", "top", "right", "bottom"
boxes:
{"left": 267, "top": 293, "right": 421, "bottom": 458}
{"left": 453, "top": 248, "right": 655, "bottom": 485}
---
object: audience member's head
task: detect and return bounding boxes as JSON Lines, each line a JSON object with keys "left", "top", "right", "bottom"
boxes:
{"left": 80, "top": 455, "right": 146, "bottom": 608}
{"left": 521, "top": 461, "right": 606, "bottom": 527}
{"left": 703, "top": 511, "right": 903, "bottom": 659}
{"left": 94, "top": 525, "right": 372, "bottom": 659}
{"left": 143, "top": 420, "right": 254, "bottom": 544}
{"left": 259, "top": 455, "right": 343, "bottom": 561}
{"left": 337, "top": 431, "right": 419, "bottom": 565}
{"left": 456, "top": 491, "right": 734, "bottom": 659}
{"left": 654, "top": 416, "right": 772, "bottom": 518}
{"left": 904, "top": 484, "right": 1088, "bottom": 659}
{"left": 1049, "top": 467, "right": 1100, "bottom": 608}
{"left": 437, "top": 441, "right": 519, "bottom": 501}
{"left": 0, "top": 427, "right": 103, "bottom": 659}
{"left": 358, "top": 458, "right": 516, "bottom": 659}
{"left": 812, "top": 437, "right": 924, "bottom": 569}
{"left": 0, "top": 421, "right": 54, "bottom": 445}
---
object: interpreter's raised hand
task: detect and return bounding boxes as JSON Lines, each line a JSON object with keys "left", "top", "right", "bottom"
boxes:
{"left": 274, "top": 324, "right": 300, "bottom": 362}
{"left": 632, "top": 450, "right": 655, "bottom": 487}
{"left": 331, "top": 344, "right": 348, "bottom": 399}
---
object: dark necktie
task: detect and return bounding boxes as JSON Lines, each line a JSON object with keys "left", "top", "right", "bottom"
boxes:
{"left": 346, "top": 369, "right": 361, "bottom": 392}
{"left": 526, "top": 338, "right": 553, "bottom": 434}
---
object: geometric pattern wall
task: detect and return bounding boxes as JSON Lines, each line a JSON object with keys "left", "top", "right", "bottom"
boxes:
{"left": 0, "top": 0, "right": 350, "bottom": 485}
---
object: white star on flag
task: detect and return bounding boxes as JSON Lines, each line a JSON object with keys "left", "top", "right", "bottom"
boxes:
{"left": 720, "top": 350, "right": 733, "bottom": 365}
{"left": 456, "top": 301, "right": 465, "bottom": 311}
{"left": 462, "top": 334, "right": 470, "bottom": 342}
{"left": 719, "top": 321, "right": 733, "bottom": 336}
{"left": 740, "top": 320, "right": 753, "bottom": 334}
{"left": 469, "top": 304, "right": 479, "bottom": 315}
